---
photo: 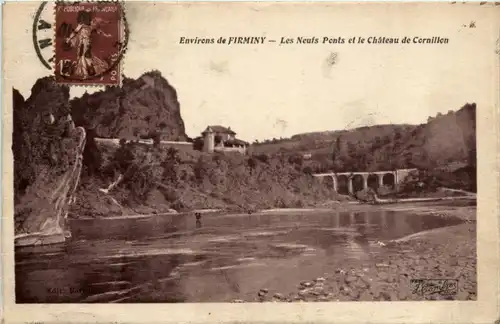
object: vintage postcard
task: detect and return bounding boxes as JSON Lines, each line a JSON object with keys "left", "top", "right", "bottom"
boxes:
{"left": 2, "top": 1, "right": 500, "bottom": 323}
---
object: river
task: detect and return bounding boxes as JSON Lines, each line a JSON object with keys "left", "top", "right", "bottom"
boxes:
{"left": 15, "top": 205, "right": 467, "bottom": 303}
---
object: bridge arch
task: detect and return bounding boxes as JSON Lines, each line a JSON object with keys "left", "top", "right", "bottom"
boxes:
{"left": 382, "top": 173, "right": 396, "bottom": 188}
{"left": 352, "top": 174, "right": 365, "bottom": 193}
{"left": 337, "top": 175, "right": 349, "bottom": 194}
{"left": 322, "top": 175, "right": 336, "bottom": 191}
{"left": 367, "top": 174, "right": 380, "bottom": 190}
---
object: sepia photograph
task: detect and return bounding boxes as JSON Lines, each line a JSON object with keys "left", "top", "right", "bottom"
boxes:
{"left": 2, "top": 1, "right": 499, "bottom": 323}
{"left": 13, "top": 77, "right": 478, "bottom": 303}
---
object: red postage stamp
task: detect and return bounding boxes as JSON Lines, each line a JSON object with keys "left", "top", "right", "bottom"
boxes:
{"left": 54, "top": 2, "right": 127, "bottom": 86}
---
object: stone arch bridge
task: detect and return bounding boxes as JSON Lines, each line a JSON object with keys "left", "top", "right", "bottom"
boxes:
{"left": 313, "top": 168, "right": 418, "bottom": 194}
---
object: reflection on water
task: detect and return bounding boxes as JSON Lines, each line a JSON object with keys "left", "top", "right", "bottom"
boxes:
{"left": 15, "top": 209, "right": 464, "bottom": 303}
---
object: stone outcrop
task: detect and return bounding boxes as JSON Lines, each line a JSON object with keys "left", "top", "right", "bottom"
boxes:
{"left": 70, "top": 70, "right": 188, "bottom": 141}
{"left": 13, "top": 78, "right": 86, "bottom": 246}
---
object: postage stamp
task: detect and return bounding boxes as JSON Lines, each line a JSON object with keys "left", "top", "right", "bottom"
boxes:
{"left": 53, "top": 2, "right": 127, "bottom": 86}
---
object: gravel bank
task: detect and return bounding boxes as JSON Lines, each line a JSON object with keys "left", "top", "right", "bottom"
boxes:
{"left": 240, "top": 205, "right": 476, "bottom": 302}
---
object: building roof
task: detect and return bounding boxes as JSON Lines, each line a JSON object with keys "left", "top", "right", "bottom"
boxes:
{"left": 202, "top": 125, "right": 236, "bottom": 135}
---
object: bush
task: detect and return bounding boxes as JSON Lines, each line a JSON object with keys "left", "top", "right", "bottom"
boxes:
{"left": 255, "top": 153, "right": 269, "bottom": 164}
{"left": 247, "top": 157, "right": 257, "bottom": 170}
{"left": 161, "top": 147, "right": 180, "bottom": 183}
{"left": 104, "top": 142, "right": 135, "bottom": 176}
{"left": 193, "top": 137, "right": 204, "bottom": 151}
{"left": 302, "top": 166, "right": 313, "bottom": 175}
{"left": 288, "top": 154, "right": 304, "bottom": 166}
{"left": 126, "top": 167, "right": 157, "bottom": 200}
{"left": 161, "top": 188, "right": 179, "bottom": 202}
{"left": 153, "top": 133, "right": 161, "bottom": 147}
{"left": 193, "top": 155, "right": 211, "bottom": 182}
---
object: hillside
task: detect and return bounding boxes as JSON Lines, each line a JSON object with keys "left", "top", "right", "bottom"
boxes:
{"left": 72, "top": 143, "right": 343, "bottom": 217}
{"left": 253, "top": 104, "right": 476, "bottom": 175}
{"left": 13, "top": 72, "right": 476, "bottom": 220}
{"left": 252, "top": 124, "right": 416, "bottom": 157}
{"left": 70, "top": 70, "right": 188, "bottom": 141}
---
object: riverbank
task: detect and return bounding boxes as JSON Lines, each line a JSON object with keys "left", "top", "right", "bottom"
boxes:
{"left": 234, "top": 203, "right": 476, "bottom": 302}
{"left": 69, "top": 193, "right": 475, "bottom": 220}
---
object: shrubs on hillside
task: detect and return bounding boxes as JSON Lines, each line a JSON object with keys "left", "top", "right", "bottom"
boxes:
{"left": 75, "top": 142, "right": 338, "bottom": 215}
{"left": 398, "top": 166, "right": 477, "bottom": 196}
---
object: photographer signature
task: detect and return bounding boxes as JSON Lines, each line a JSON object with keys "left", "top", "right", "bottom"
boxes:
{"left": 411, "top": 279, "right": 458, "bottom": 296}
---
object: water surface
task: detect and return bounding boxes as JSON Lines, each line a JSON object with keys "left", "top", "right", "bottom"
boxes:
{"left": 15, "top": 209, "right": 464, "bottom": 303}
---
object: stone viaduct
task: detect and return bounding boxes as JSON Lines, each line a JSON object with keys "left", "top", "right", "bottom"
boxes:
{"left": 313, "top": 168, "right": 418, "bottom": 194}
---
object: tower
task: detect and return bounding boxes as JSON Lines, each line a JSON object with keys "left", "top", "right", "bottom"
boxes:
{"left": 203, "top": 127, "right": 215, "bottom": 153}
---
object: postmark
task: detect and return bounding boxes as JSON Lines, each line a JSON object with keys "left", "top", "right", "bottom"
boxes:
{"left": 33, "top": 1, "right": 129, "bottom": 86}
{"left": 33, "top": 1, "right": 55, "bottom": 70}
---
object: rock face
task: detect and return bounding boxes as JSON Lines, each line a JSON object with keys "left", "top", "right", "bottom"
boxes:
{"left": 417, "top": 103, "right": 476, "bottom": 166}
{"left": 70, "top": 70, "right": 188, "bottom": 141}
{"left": 13, "top": 78, "right": 86, "bottom": 246}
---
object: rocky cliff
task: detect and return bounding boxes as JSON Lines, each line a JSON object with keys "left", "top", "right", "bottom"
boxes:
{"left": 418, "top": 103, "right": 476, "bottom": 166}
{"left": 13, "top": 72, "right": 190, "bottom": 244}
{"left": 71, "top": 70, "right": 188, "bottom": 141}
{"left": 13, "top": 78, "right": 86, "bottom": 246}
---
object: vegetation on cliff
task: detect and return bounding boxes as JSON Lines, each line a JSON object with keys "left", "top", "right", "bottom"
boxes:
{"left": 71, "top": 70, "right": 188, "bottom": 141}
{"left": 72, "top": 141, "right": 340, "bottom": 217}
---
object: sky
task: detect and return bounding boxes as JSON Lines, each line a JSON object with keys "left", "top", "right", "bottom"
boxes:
{"left": 4, "top": 2, "right": 497, "bottom": 142}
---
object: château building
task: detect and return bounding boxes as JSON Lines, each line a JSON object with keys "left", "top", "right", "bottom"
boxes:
{"left": 201, "top": 125, "right": 249, "bottom": 154}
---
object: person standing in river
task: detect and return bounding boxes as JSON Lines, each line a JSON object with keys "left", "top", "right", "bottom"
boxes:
{"left": 195, "top": 212, "right": 202, "bottom": 228}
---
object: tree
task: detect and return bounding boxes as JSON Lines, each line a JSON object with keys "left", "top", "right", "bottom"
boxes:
{"left": 332, "top": 158, "right": 345, "bottom": 172}
{"left": 81, "top": 128, "right": 103, "bottom": 177}
{"left": 193, "top": 137, "right": 204, "bottom": 151}
{"left": 288, "top": 154, "right": 304, "bottom": 167}
{"left": 394, "top": 130, "right": 402, "bottom": 141}
{"left": 152, "top": 133, "right": 161, "bottom": 147}
{"left": 302, "top": 166, "right": 313, "bottom": 175}
{"left": 332, "top": 136, "right": 341, "bottom": 163}
{"left": 372, "top": 136, "right": 383, "bottom": 150}
{"left": 167, "top": 147, "right": 180, "bottom": 163}
{"left": 255, "top": 153, "right": 269, "bottom": 164}
{"left": 162, "top": 148, "right": 180, "bottom": 183}
{"left": 247, "top": 157, "right": 257, "bottom": 173}
{"left": 345, "top": 142, "right": 359, "bottom": 171}
{"left": 109, "top": 143, "right": 135, "bottom": 175}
